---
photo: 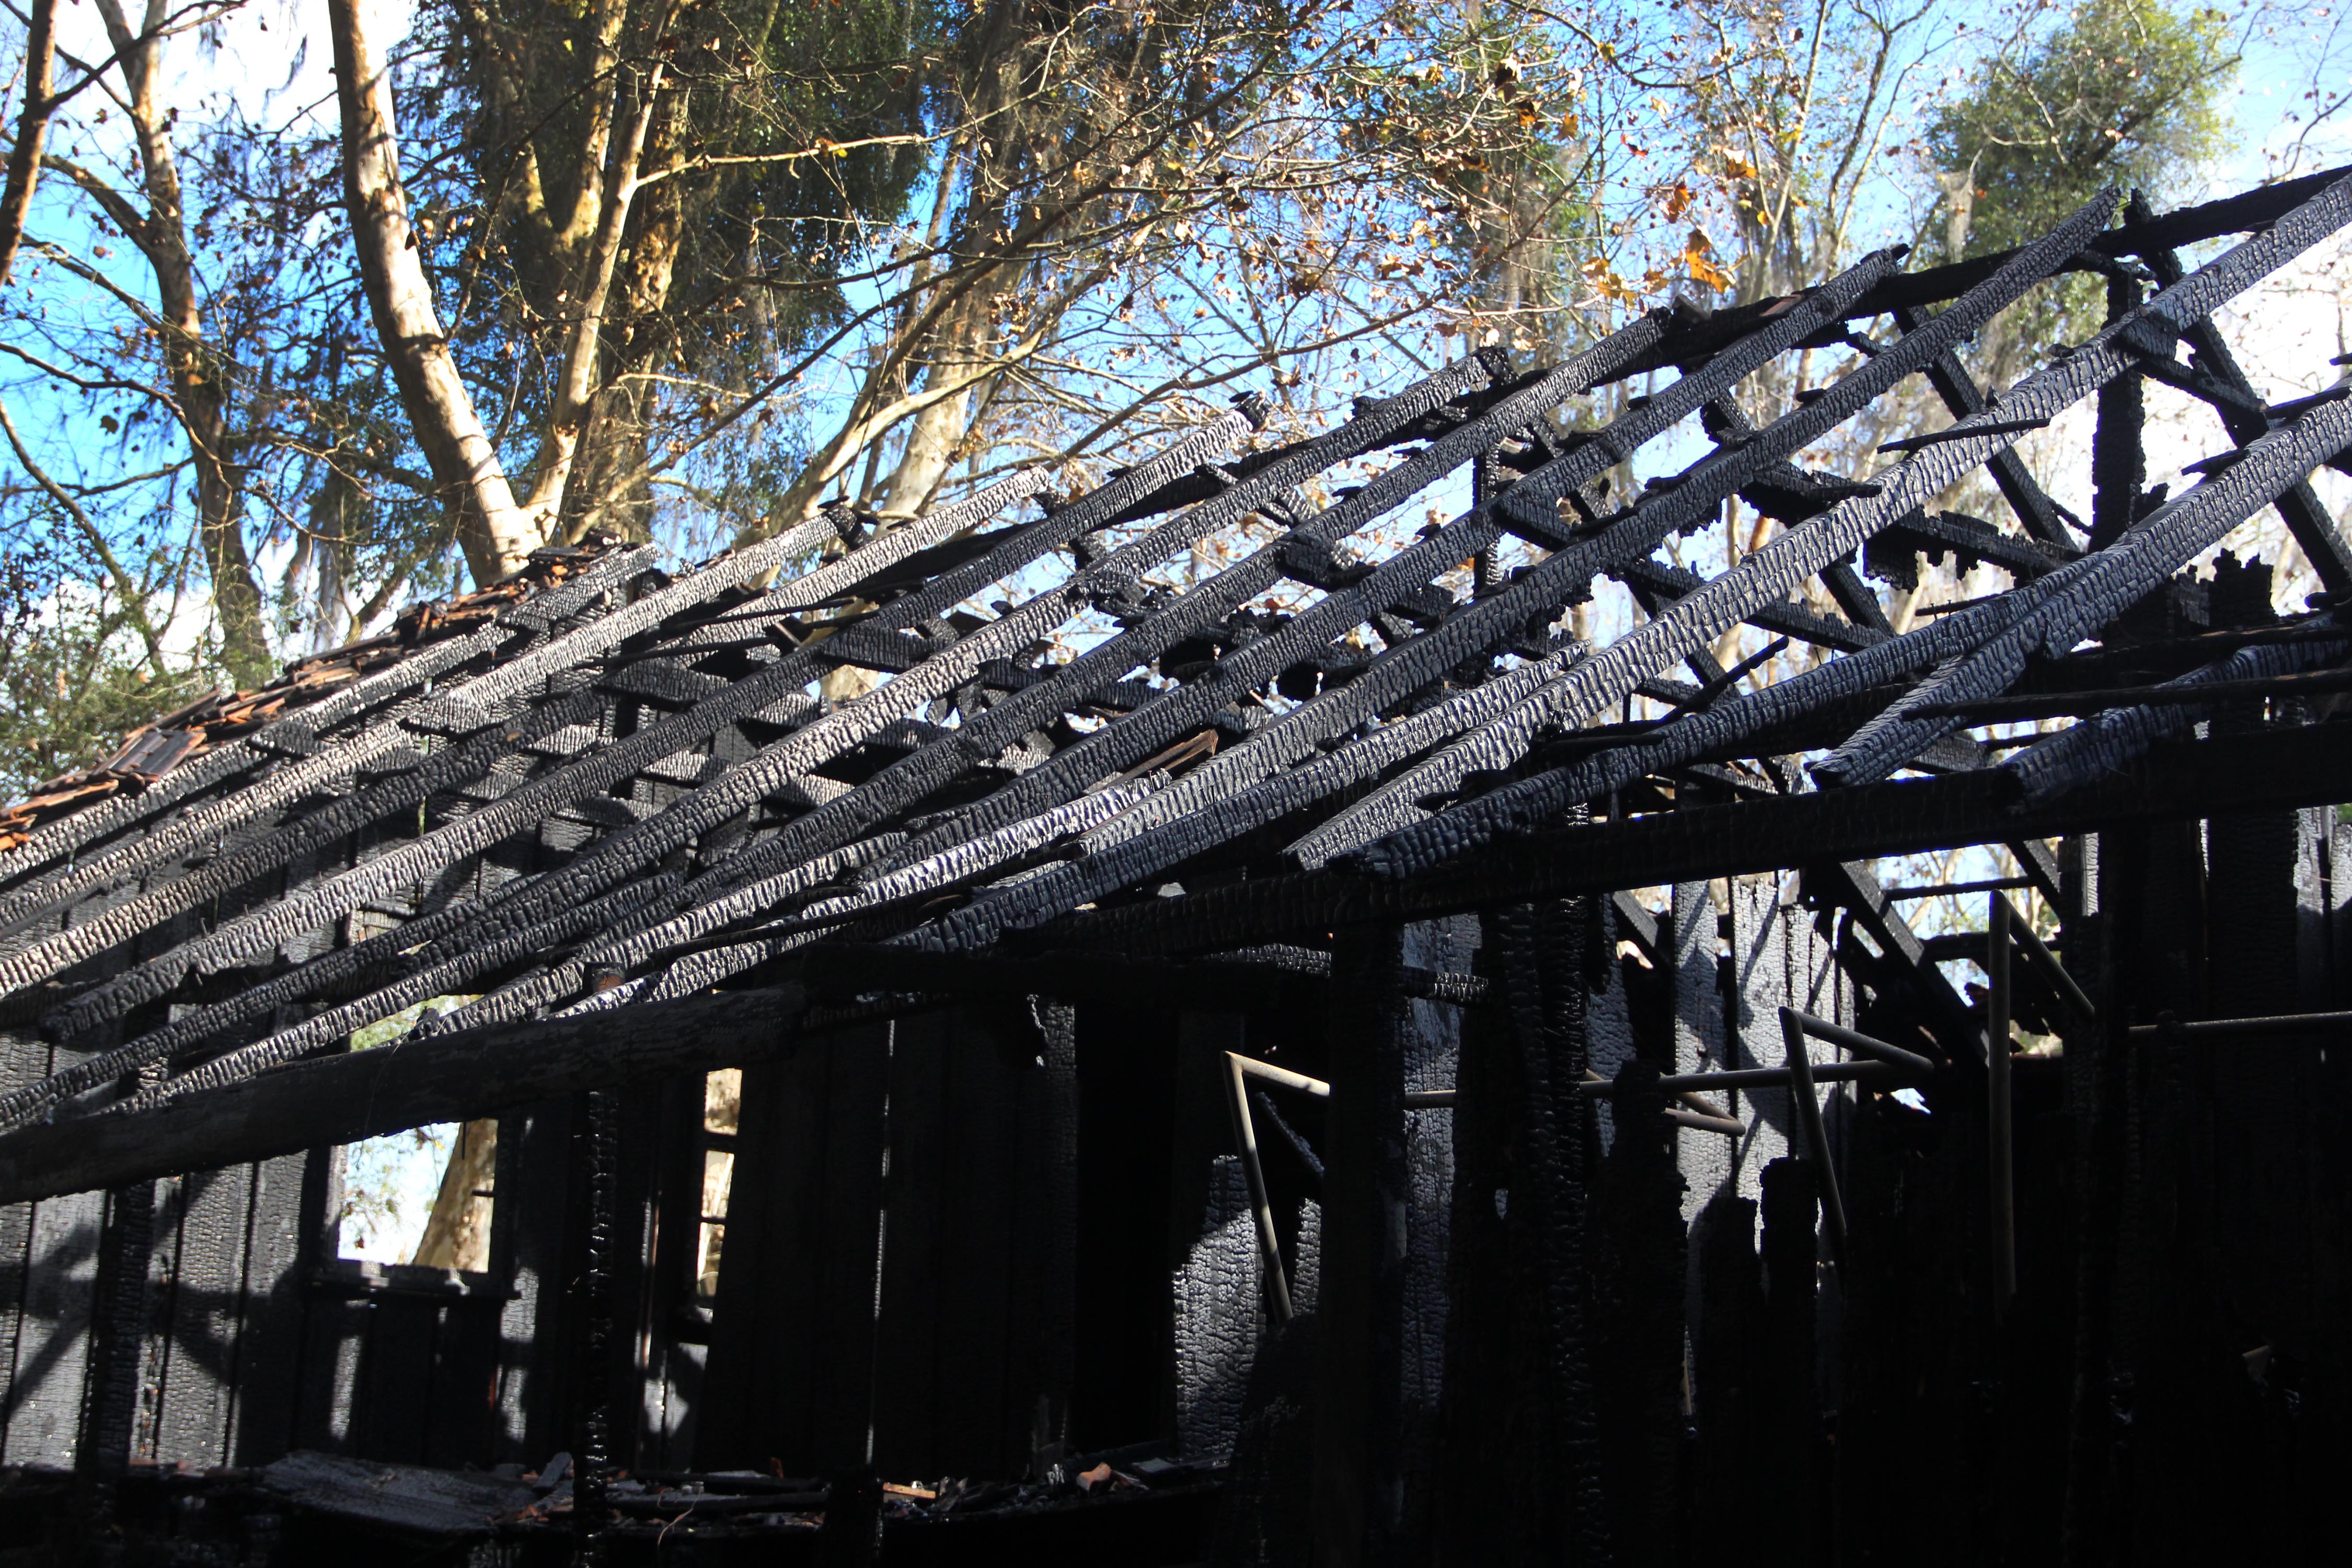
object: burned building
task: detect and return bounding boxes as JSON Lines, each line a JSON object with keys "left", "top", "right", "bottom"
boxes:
{"left": 1, "top": 169, "right": 2350, "bottom": 1563}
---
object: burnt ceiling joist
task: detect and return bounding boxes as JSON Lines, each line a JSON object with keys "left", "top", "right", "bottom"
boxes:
{"left": 0, "top": 167, "right": 2348, "bottom": 1200}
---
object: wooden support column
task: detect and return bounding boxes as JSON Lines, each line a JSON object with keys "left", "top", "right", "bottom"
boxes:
{"left": 1988, "top": 895, "right": 2016, "bottom": 1314}
{"left": 2088, "top": 274, "right": 2147, "bottom": 555}
{"left": 1313, "top": 923, "right": 1410, "bottom": 1568}
{"left": 1008, "top": 998, "right": 1079, "bottom": 1473}
{"left": 1758, "top": 1156, "right": 1822, "bottom": 1566}
{"left": 78, "top": 1180, "right": 156, "bottom": 1478}
{"left": 574, "top": 1088, "right": 619, "bottom": 1553}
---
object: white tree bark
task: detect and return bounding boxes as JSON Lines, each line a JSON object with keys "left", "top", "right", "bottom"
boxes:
{"left": 328, "top": 0, "right": 542, "bottom": 585}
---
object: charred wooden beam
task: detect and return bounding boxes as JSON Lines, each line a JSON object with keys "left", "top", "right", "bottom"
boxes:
{"left": 1312, "top": 923, "right": 1411, "bottom": 1567}
{"left": 0, "top": 986, "right": 811, "bottom": 1207}
{"left": 1032, "top": 720, "right": 2352, "bottom": 956}
{"left": 1609, "top": 163, "right": 2350, "bottom": 378}
{"left": 1895, "top": 304, "right": 2079, "bottom": 546}
{"left": 2126, "top": 189, "right": 2352, "bottom": 593}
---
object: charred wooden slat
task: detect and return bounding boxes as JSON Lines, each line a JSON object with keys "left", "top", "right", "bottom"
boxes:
{"left": 1819, "top": 396, "right": 2352, "bottom": 788}
{"left": 0, "top": 985, "right": 813, "bottom": 1206}
{"left": 2127, "top": 190, "right": 2352, "bottom": 594}
{"left": 1032, "top": 720, "right": 2352, "bottom": 958}
{"left": 1896, "top": 303, "right": 2080, "bottom": 546}
{"left": 1619, "top": 162, "right": 2351, "bottom": 378}
{"left": 1319, "top": 181, "right": 2352, "bottom": 874}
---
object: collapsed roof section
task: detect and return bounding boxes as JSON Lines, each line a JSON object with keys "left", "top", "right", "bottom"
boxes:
{"left": 3, "top": 167, "right": 2351, "bottom": 1196}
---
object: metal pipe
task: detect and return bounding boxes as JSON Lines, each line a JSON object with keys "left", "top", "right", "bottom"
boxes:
{"left": 1233, "top": 1056, "right": 1332, "bottom": 1098}
{"left": 1988, "top": 895, "right": 2017, "bottom": 1315}
{"left": 1783, "top": 1008, "right": 1938, "bottom": 1075}
{"left": 1220, "top": 1052, "right": 1295, "bottom": 1323}
{"left": 2125, "top": 1007, "right": 2352, "bottom": 1039}
{"left": 1882, "top": 875, "right": 2037, "bottom": 901}
{"left": 1779, "top": 1007, "right": 1849, "bottom": 1264}
{"left": 1574, "top": 1059, "right": 1911, "bottom": 1097}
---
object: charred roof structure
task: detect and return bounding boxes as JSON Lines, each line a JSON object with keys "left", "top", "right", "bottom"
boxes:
{"left": 2, "top": 170, "right": 2351, "bottom": 1563}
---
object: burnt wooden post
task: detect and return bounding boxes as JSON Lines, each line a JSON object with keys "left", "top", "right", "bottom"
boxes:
{"left": 2087, "top": 272, "right": 2146, "bottom": 554}
{"left": 1170, "top": 1007, "right": 1252, "bottom": 1457}
{"left": 1988, "top": 894, "right": 2016, "bottom": 1314}
{"left": 1759, "top": 1156, "right": 1821, "bottom": 1567}
{"left": 574, "top": 1087, "right": 619, "bottom": 1554}
{"left": 1591, "top": 1057, "right": 1689, "bottom": 1564}
{"left": 2099, "top": 819, "right": 2207, "bottom": 1563}
{"left": 1691, "top": 1187, "right": 1763, "bottom": 1541}
{"left": 1428, "top": 937, "right": 1512, "bottom": 1563}
{"left": 1484, "top": 897, "right": 1612, "bottom": 1563}
{"left": 1312, "top": 922, "right": 1410, "bottom": 1568}
{"left": 1009, "top": 997, "right": 1079, "bottom": 1472}
{"left": 2058, "top": 836, "right": 2119, "bottom": 1568}
{"left": 79, "top": 1179, "right": 155, "bottom": 1472}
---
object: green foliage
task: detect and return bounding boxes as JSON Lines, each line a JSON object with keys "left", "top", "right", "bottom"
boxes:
{"left": 1930, "top": 0, "right": 2232, "bottom": 255}
{"left": 0, "top": 610, "right": 211, "bottom": 798}
{"left": 1927, "top": 0, "right": 2235, "bottom": 354}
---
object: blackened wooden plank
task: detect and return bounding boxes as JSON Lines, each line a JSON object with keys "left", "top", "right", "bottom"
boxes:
{"left": 697, "top": 1055, "right": 793, "bottom": 1468}
{"left": 0, "top": 985, "right": 813, "bottom": 1206}
{"left": 1, "top": 1189, "right": 103, "bottom": 1462}
{"left": 610, "top": 1081, "right": 673, "bottom": 1478}
{"left": 228, "top": 1151, "right": 311, "bottom": 1466}
{"left": 870, "top": 1010, "right": 949, "bottom": 1479}
{"left": 1045, "top": 722, "right": 2352, "bottom": 960}
{"left": 424, "top": 1297, "right": 503, "bottom": 1469}
{"left": 1758, "top": 1157, "right": 1822, "bottom": 1564}
{"left": 1427, "top": 941, "right": 1522, "bottom": 1561}
{"left": 293, "top": 1296, "right": 372, "bottom": 1456}
{"left": 151, "top": 1164, "right": 251, "bottom": 1465}
{"left": 355, "top": 1294, "right": 442, "bottom": 1460}
{"left": 0, "top": 1025, "right": 51, "bottom": 1465}
{"left": 1689, "top": 1190, "right": 1762, "bottom": 1544}
{"left": 931, "top": 1009, "right": 1018, "bottom": 1477}
{"left": 700, "top": 1033, "right": 834, "bottom": 1469}
{"left": 808, "top": 1030, "right": 891, "bottom": 1473}
{"left": 257, "top": 1448, "right": 535, "bottom": 1536}
{"left": 1070, "top": 1001, "right": 1180, "bottom": 1453}
{"left": 1590, "top": 1063, "right": 1689, "bottom": 1561}
{"left": 82, "top": 1179, "right": 158, "bottom": 1474}
{"left": 491, "top": 1099, "right": 572, "bottom": 1467}
{"left": 1312, "top": 923, "right": 1409, "bottom": 1567}
{"left": 1005, "top": 998, "right": 1079, "bottom": 1473}
{"left": 1166, "top": 1009, "right": 1244, "bottom": 1454}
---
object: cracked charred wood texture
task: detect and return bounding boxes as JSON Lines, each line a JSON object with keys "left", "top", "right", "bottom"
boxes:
{"left": 1588, "top": 1059, "right": 1686, "bottom": 1566}
{"left": 78, "top": 1179, "right": 154, "bottom": 1479}
{"left": 6, "top": 164, "right": 2352, "bottom": 1563}
{"left": 1484, "top": 899, "right": 1612, "bottom": 1565}
{"left": 1757, "top": 1157, "right": 1823, "bottom": 1568}
{"left": 1312, "top": 926, "right": 1410, "bottom": 1568}
{"left": 2088, "top": 274, "right": 2148, "bottom": 555}
{"left": 573, "top": 1088, "right": 619, "bottom": 1546}
{"left": 1427, "top": 942, "right": 1522, "bottom": 1566}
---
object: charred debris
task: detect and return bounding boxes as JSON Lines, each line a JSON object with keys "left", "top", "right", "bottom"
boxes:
{"left": 1, "top": 171, "right": 2351, "bottom": 1564}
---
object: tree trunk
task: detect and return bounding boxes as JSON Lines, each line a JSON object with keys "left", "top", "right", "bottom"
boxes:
{"left": 327, "top": 0, "right": 541, "bottom": 586}
{"left": 0, "top": 0, "right": 57, "bottom": 285}
{"left": 89, "top": 0, "right": 272, "bottom": 686}
{"left": 411, "top": 1118, "right": 499, "bottom": 1272}
{"left": 558, "top": 146, "right": 685, "bottom": 542}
